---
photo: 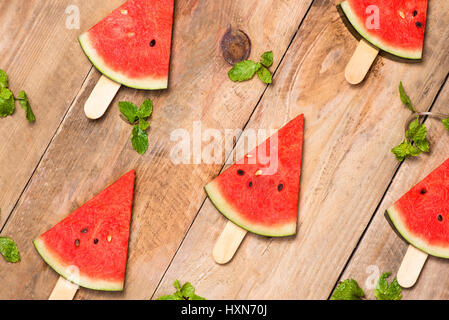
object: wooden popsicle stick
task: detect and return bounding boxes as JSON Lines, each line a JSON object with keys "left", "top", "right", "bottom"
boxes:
{"left": 345, "top": 39, "right": 379, "bottom": 85}
{"left": 213, "top": 221, "right": 247, "bottom": 264}
{"left": 397, "top": 245, "right": 428, "bottom": 288}
{"left": 49, "top": 277, "right": 79, "bottom": 300}
{"left": 84, "top": 75, "right": 121, "bottom": 120}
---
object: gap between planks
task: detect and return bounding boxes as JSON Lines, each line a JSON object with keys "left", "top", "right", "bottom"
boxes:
{"left": 150, "top": 0, "right": 316, "bottom": 300}
{"left": 0, "top": 66, "right": 95, "bottom": 236}
{"left": 327, "top": 70, "right": 449, "bottom": 299}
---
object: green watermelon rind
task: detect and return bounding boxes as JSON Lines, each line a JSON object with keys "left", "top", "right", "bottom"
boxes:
{"left": 339, "top": 1, "right": 423, "bottom": 60}
{"left": 205, "top": 181, "right": 297, "bottom": 237}
{"left": 33, "top": 237, "right": 124, "bottom": 291}
{"left": 78, "top": 33, "right": 168, "bottom": 90}
{"left": 387, "top": 205, "right": 449, "bottom": 259}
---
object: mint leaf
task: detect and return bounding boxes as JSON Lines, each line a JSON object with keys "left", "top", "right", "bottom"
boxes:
{"left": 0, "top": 70, "right": 8, "bottom": 89}
{"left": 331, "top": 279, "right": 365, "bottom": 300}
{"left": 137, "top": 99, "right": 153, "bottom": 119}
{"left": 374, "top": 273, "right": 402, "bottom": 300}
{"left": 157, "top": 280, "right": 206, "bottom": 300}
{"left": 131, "top": 125, "right": 149, "bottom": 155}
{"left": 0, "top": 237, "right": 20, "bottom": 263}
{"left": 406, "top": 119, "right": 429, "bottom": 153}
{"left": 139, "top": 118, "right": 150, "bottom": 130}
{"left": 399, "top": 82, "right": 416, "bottom": 113}
{"left": 228, "top": 60, "right": 261, "bottom": 82}
{"left": 257, "top": 66, "right": 273, "bottom": 84}
{"left": 0, "top": 87, "right": 15, "bottom": 117}
{"left": 260, "top": 51, "right": 273, "bottom": 68}
{"left": 391, "top": 140, "right": 421, "bottom": 161}
{"left": 119, "top": 101, "right": 139, "bottom": 124}
{"left": 442, "top": 118, "right": 449, "bottom": 132}
{"left": 17, "top": 91, "right": 35, "bottom": 123}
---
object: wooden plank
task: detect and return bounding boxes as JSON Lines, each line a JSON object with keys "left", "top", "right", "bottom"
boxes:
{"left": 338, "top": 80, "right": 449, "bottom": 300}
{"left": 0, "top": 0, "right": 313, "bottom": 299}
{"left": 154, "top": 0, "right": 449, "bottom": 300}
{"left": 0, "top": 0, "right": 124, "bottom": 230}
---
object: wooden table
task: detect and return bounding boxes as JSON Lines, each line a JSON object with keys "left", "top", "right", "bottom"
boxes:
{"left": 1, "top": 0, "right": 448, "bottom": 300}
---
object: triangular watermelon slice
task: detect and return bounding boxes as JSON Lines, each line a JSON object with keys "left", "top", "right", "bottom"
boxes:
{"left": 79, "top": 0, "right": 174, "bottom": 90}
{"left": 386, "top": 159, "right": 449, "bottom": 258}
{"left": 339, "top": 0, "right": 428, "bottom": 59}
{"left": 34, "top": 170, "right": 135, "bottom": 291}
{"left": 205, "top": 115, "right": 304, "bottom": 237}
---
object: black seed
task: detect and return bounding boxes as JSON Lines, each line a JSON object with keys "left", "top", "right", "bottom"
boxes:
{"left": 420, "top": 188, "right": 427, "bottom": 194}
{"left": 278, "top": 184, "right": 284, "bottom": 192}
{"left": 413, "top": 10, "right": 418, "bottom": 17}
{"left": 75, "top": 239, "right": 80, "bottom": 247}
{"left": 81, "top": 228, "right": 88, "bottom": 234}
{"left": 94, "top": 239, "right": 99, "bottom": 244}
{"left": 416, "top": 21, "right": 423, "bottom": 28}
{"left": 150, "top": 39, "right": 156, "bottom": 47}
{"left": 438, "top": 215, "right": 443, "bottom": 221}
{"left": 248, "top": 181, "right": 253, "bottom": 187}
{"left": 237, "top": 169, "right": 245, "bottom": 176}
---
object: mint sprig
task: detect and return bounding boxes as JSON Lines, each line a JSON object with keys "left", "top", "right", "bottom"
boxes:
{"left": 0, "top": 237, "right": 20, "bottom": 263}
{"left": 332, "top": 272, "right": 402, "bottom": 300}
{"left": 374, "top": 272, "right": 403, "bottom": 300}
{"left": 157, "top": 280, "right": 206, "bottom": 300}
{"left": 228, "top": 51, "right": 274, "bottom": 84}
{"left": 119, "top": 99, "right": 153, "bottom": 155}
{"left": 399, "top": 81, "right": 416, "bottom": 113}
{"left": 0, "top": 69, "right": 35, "bottom": 122}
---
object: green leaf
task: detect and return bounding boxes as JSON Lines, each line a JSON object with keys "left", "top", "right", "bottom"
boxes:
{"left": 0, "top": 237, "right": 20, "bottom": 263}
{"left": 131, "top": 125, "right": 149, "bottom": 155}
{"left": 399, "top": 82, "right": 416, "bottom": 113}
{"left": 331, "top": 279, "right": 365, "bottom": 300}
{"left": 119, "top": 101, "right": 139, "bottom": 124}
{"left": 442, "top": 118, "right": 449, "bottom": 132}
{"left": 406, "top": 119, "right": 429, "bottom": 153}
{"left": 260, "top": 51, "right": 273, "bottom": 68}
{"left": 137, "top": 99, "right": 153, "bottom": 119}
{"left": 228, "top": 60, "right": 261, "bottom": 82}
{"left": 0, "top": 87, "right": 15, "bottom": 117}
{"left": 391, "top": 140, "right": 421, "bottom": 161}
{"left": 17, "top": 91, "right": 36, "bottom": 123}
{"left": 257, "top": 66, "right": 273, "bottom": 84}
{"left": 0, "top": 70, "right": 8, "bottom": 89}
{"left": 374, "top": 273, "right": 402, "bottom": 300}
{"left": 156, "top": 280, "right": 206, "bottom": 300}
{"left": 139, "top": 118, "right": 150, "bottom": 130}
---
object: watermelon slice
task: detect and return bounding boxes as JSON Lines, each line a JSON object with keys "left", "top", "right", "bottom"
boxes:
{"left": 386, "top": 159, "right": 449, "bottom": 258}
{"left": 339, "top": 0, "right": 428, "bottom": 59}
{"left": 79, "top": 0, "right": 174, "bottom": 89}
{"left": 34, "top": 170, "right": 135, "bottom": 291}
{"left": 205, "top": 115, "right": 304, "bottom": 237}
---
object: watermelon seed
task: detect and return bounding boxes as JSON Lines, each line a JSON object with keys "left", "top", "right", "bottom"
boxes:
{"left": 107, "top": 235, "right": 112, "bottom": 242}
{"left": 278, "top": 184, "right": 284, "bottom": 192}
{"left": 248, "top": 181, "right": 253, "bottom": 188}
{"left": 94, "top": 239, "right": 99, "bottom": 245}
{"left": 413, "top": 10, "right": 418, "bottom": 17}
{"left": 237, "top": 169, "right": 245, "bottom": 176}
{"left": 416, "top": 22, "right": 423, "bottom": 28}
{"left": 121, "top": 9, "right": 128, "bottom": 15}
{"left": 399, "top": 11, "right": 405, "bottom": 19}
{"left": 81, "top": 228, "right": 88, "bottom": 234}
{"left": 75, "top": 239, "right": 80, "bottom": 247}
{"left": 420, "top": 188, "right": 427, "bottom": 194}
{"left": 150, "top": 39, "right": 156, "bottom": 47}
{"left": 438, "top": 215, "right": 443, "bottom": 221}
{"left": 255, "top": 170, "right": 262, "bottom": 176}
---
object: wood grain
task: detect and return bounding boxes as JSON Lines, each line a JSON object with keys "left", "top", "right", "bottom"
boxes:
{"left": 0, "top": 0, "right": 313, "bottom": 299}
{"left": 154, "top": 0, "right": 449, "bottom": 300}
{"left": 339, "top": 81, "right": 449, "bottom": 300}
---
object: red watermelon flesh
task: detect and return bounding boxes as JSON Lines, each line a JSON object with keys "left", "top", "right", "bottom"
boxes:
{"left": 205, "top": 115, "right": 304, "bottom": 237}
{"left": 79, "top": 0, "right": 174, "bottom": 89}
{"left": 387, "top": 158, "right": 449, "bottom": 258}
{"left": 34, "top": 170, "right": 135, "bottom": 291}
{"left": 339, "top": 0, "right": 427, "bottom": 59}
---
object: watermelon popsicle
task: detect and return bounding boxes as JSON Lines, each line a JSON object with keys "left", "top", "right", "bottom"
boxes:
{"left": 206, "top": 115, "right": 304, "bottom": 264}
{"left": 338, "top": 0, "right": 428, "bottom": 84}
{"left": 385, "top": 158, "right": 449, "bottom": 288}
{"left": 34, "top": 170, "right": 135, "bottom": 299}
{"left": 79, "top": 0, "right": 174, "bottom": 119}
